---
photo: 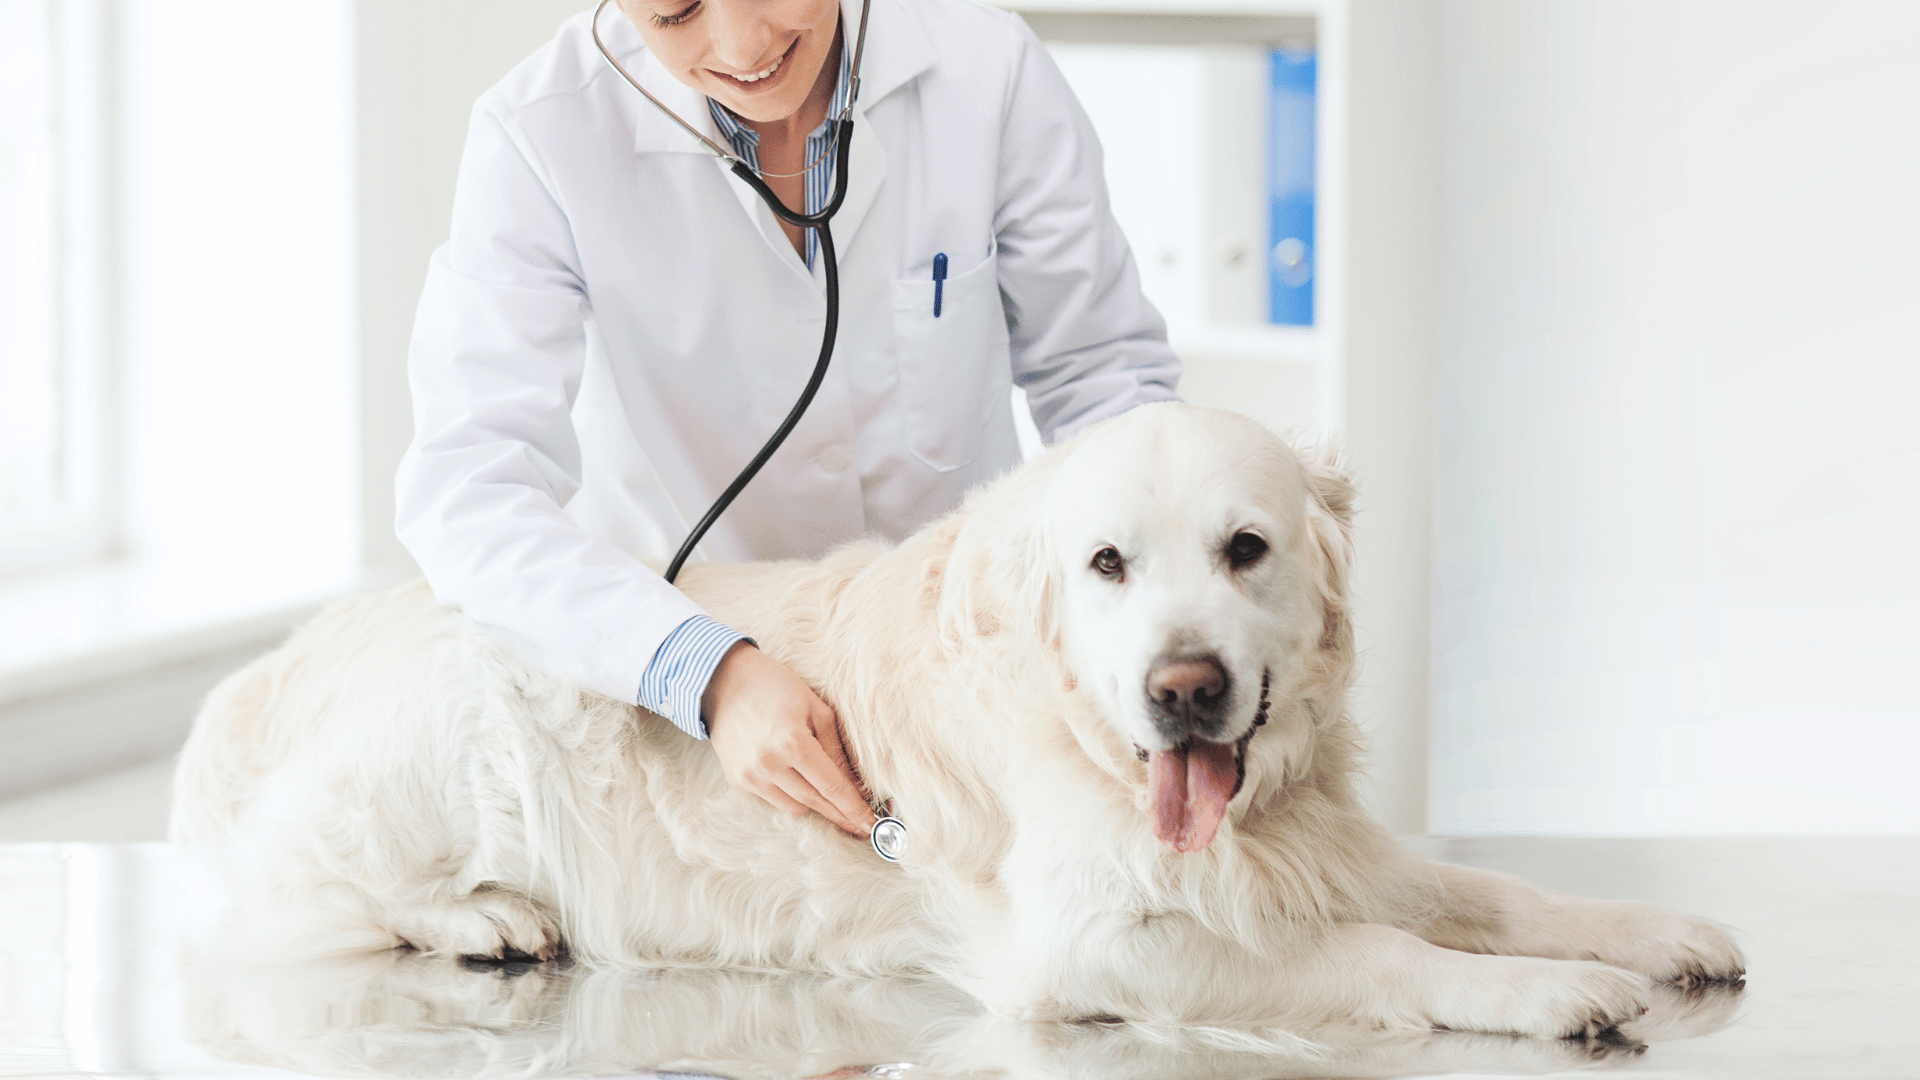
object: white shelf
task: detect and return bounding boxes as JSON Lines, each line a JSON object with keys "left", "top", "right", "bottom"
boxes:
{"left": 1173, "top": 323, "right": 1319, "bottom": 365}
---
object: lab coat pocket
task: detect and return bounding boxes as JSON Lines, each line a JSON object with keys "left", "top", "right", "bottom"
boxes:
{"left": 890, "top": 249, "right": 1011, "bottom": 473}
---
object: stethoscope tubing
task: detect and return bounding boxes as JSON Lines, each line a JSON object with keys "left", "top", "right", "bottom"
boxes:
{"left": 587, "top": 0, "right": 870, "bottom": 585}
{"left": 662, "top": 125, "right": 855, "bottom": 583}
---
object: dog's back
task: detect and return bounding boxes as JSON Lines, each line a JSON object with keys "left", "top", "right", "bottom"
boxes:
{"left": 172, "top": 565, "right": 945, "bottom": 973}
{"left": 172, "top": 582, "right": 457, "bottom": 848}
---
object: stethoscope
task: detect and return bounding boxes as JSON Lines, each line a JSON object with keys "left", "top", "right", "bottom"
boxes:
{"left": 591, "top": 0, "right": 908, "bottom": 864}
{"left": 589, "top": 0, "right": 873, "bottom": 586}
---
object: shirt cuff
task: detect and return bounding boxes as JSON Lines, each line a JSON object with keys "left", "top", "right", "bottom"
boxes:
{"left": 637, "top": 614, "right": 753, "bottom": 739}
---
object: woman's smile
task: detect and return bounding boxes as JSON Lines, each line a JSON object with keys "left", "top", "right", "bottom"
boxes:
{"left": 623, "top": 0, "right": 839, "bottom": 125}
{"left": 709, "top": 37, "right": 798, "bottom": 94}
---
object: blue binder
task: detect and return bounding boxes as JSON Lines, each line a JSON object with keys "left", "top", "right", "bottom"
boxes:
{"left": 1268, "top": 48, "right": 1316, "bottom": 327}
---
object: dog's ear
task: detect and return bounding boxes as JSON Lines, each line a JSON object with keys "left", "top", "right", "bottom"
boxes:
{"left": 936, "top": 460, "right": 1061, "bottom": 654}
{"left": 1296, "top": 443, "right": 1356, "bottom": 652}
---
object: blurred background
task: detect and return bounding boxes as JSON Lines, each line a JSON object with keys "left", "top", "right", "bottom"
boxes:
{"left": 1, "top": 0, "right": 1915, "bottom": 840}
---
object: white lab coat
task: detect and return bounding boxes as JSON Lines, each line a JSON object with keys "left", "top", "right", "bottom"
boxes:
{"left": 395, "top": 0, "right": 1180, "bottom": 705}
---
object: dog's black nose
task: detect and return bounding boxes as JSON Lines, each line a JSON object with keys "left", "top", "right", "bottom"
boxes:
{"left": 1145, "top": 655, "right": 1231, "bottom": 737}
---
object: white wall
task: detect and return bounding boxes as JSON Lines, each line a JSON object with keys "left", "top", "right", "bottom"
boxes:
{"left": 1339, "top": 0, "right": 1439, "bottom": 834}
{"left": 1429, "top": 1, "right": 1920, "bottom": 834}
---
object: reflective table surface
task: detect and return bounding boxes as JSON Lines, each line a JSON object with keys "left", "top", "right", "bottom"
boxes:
{"left": 3, "top": 838, "right": 1915, "bottom": 1079}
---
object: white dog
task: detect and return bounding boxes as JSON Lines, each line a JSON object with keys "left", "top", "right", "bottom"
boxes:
{"left": 172, "top": 403, "right": 1743, "bottom": 1039}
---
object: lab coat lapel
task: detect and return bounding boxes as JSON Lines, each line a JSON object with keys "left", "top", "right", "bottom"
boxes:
{"left": 822, "top": 0, "right": 936, "bottom": 258}
{"left": 621, "top": 24, "right": 729, "bottom": 156}
{"left": 616, "top": 30, "right": 809, "bottom": 282}
{"left": 719, "top": 162, "right": 814, "bottom": 287}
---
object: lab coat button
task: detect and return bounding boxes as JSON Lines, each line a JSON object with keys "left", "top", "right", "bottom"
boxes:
{"left": 817, "top": 446, "right": 851, "bottom": 473}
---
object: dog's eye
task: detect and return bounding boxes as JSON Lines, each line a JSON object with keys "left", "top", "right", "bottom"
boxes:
{"left": 1091, "top": 546, "right": 1125, "bottom": 580}
{"left": 1227, "top": 531, "right": 1268, "bottom": 569}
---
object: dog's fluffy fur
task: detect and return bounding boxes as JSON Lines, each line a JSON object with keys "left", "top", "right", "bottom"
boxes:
{"left": 172, "top": 404, "right": 1743, "bottom": 1038}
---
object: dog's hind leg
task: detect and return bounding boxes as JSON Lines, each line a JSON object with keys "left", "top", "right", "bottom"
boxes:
{"left": 199, "top": 771, "right": 566, "bottom": 966}
{"left": 1398, "top": 861, "right": 1745, "bottom": 988}
{"left": 379, "top": 886, "right": 565, "bottom": 962}
{"left": 188, "top": 869, "right": 563, "bottom": 967}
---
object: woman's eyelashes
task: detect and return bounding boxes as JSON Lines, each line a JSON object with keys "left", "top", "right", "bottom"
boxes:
{"left": 652, "top": 2, "right": 699, "bottom": 27}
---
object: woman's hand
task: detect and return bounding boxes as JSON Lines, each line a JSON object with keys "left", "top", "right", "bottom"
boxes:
{"left": 701, "top": 641, "right": 877, "bottom": 838}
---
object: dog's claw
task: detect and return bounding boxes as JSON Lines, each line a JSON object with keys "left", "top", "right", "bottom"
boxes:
{"left": 458, "top": 944, "right": 555, "bottom": 979}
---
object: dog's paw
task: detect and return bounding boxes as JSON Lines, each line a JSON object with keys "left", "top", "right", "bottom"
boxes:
{"left": 1433, "top": 956, "right": 1653, "bottom": 1041}
{"left": 390, "top": 890, "right": 564, "bottom": 963}
{"left": 1619, "top": 977, "right": 1746, "bottom": 1044}
{"left": 1514, "top": 959, "right": 1653, "bottom": 1040}
{"left": 1567, "top": 900, "right": 1745, "bottom": 988}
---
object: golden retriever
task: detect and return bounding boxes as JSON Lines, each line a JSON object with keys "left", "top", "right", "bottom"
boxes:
{"left": 171, "top": 403, "right": 1743, "bottom": 1038}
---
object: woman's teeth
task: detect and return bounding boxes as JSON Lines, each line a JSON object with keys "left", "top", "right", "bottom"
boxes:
{"left": 731, "top": 56, "right": 781, "bottom": 83}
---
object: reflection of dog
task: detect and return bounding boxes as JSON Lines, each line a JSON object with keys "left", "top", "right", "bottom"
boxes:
{"left": 184, "top": 952, "right": 1745, "bottom": 1079}
{"left": 172, "top": 404, "right": 1744, "bottom": 1038}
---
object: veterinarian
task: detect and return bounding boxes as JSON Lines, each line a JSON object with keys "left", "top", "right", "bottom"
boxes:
{"left": 395, "top": 0, "right": 1179, "bottom": 840}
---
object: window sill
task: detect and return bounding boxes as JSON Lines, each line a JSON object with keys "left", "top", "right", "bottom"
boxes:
{"left": 0, "top": 556, "right": 406, "bottom": 707}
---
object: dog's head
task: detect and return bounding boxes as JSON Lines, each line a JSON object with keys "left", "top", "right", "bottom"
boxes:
{"left": 943, "top": 403, "right": 1354, "bottom": 854}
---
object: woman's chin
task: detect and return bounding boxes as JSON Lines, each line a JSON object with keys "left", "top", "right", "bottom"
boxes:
{"left": 709, "top": 87, "right": 810, "bottom": 125}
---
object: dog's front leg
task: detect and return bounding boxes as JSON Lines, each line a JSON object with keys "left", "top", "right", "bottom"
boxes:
{"left": 976, "top": 909, "right": 1652, "bottom": 1038}
{"left": 1401, "top": 861, "right": 1745, "bottom": 987}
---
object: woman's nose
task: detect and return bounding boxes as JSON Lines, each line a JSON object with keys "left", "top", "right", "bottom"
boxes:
{"left": 702, "top": 0, "right": 776, "bottom": 70}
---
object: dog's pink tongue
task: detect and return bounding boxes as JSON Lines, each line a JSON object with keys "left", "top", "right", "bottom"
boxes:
{"left": 1147, "top": 741, "right": 1239, "bottom": 852}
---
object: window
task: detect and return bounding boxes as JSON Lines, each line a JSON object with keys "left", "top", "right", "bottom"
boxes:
{"left": 0, "top": 0, "right": 111, "bottom": 574}
{"left": 0, "top": 0, "right": 356, "bottom": 682}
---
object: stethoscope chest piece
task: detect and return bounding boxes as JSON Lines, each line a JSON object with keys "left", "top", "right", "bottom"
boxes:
{"left": 870, "top": 815, "right": 908, "bottom": 862}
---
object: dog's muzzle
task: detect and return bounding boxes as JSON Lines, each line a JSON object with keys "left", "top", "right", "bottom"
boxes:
{"left": 1131, "top": 670, "right": 1272, "bottom": 852}
{"left": 1144, "top": 653, "right": 1234, "bottom": 744}
{"left": 1134, "top": 669, "right": 1272, "bottom": 800}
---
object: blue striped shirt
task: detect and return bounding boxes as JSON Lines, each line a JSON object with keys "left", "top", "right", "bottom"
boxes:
{"left": 638, "top": 43, "right": 854, "bottom": 738}
{"left": 705, "top": 32, "right": 853, "bottom": 269}
{"left": 638, "top": 615, "right": 752, "bottom": 739}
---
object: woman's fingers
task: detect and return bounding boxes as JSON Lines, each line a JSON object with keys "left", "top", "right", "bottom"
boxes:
{"left": 815, "top": 707, "right": 870, "bottom": 802}
{"left": 755, "top": 782, "right": 812, "bottom": 819}
{"left": 788, "top": 717, "right": 876, "bottom": 837}
{"left": 771, "top": 766, "right": 867, "bottom": 837}
{"left": 701, "top": 642, "right": 876, "bottom": 837}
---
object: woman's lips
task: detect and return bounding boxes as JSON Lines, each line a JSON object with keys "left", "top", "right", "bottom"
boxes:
{"left": 711, "top": 38, "right": 799, "bottom": 93}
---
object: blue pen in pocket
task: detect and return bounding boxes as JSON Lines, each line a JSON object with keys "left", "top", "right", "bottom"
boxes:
{"left": 932, "top": 252, "right": 947, "bottom": 317}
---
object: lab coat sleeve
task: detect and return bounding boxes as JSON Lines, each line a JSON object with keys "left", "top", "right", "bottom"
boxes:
{"left": 993, "top": 16, "right": 1183, "bottom": 443}
{"left": 395, "top": 101, "right": 710, "bottom": 707}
